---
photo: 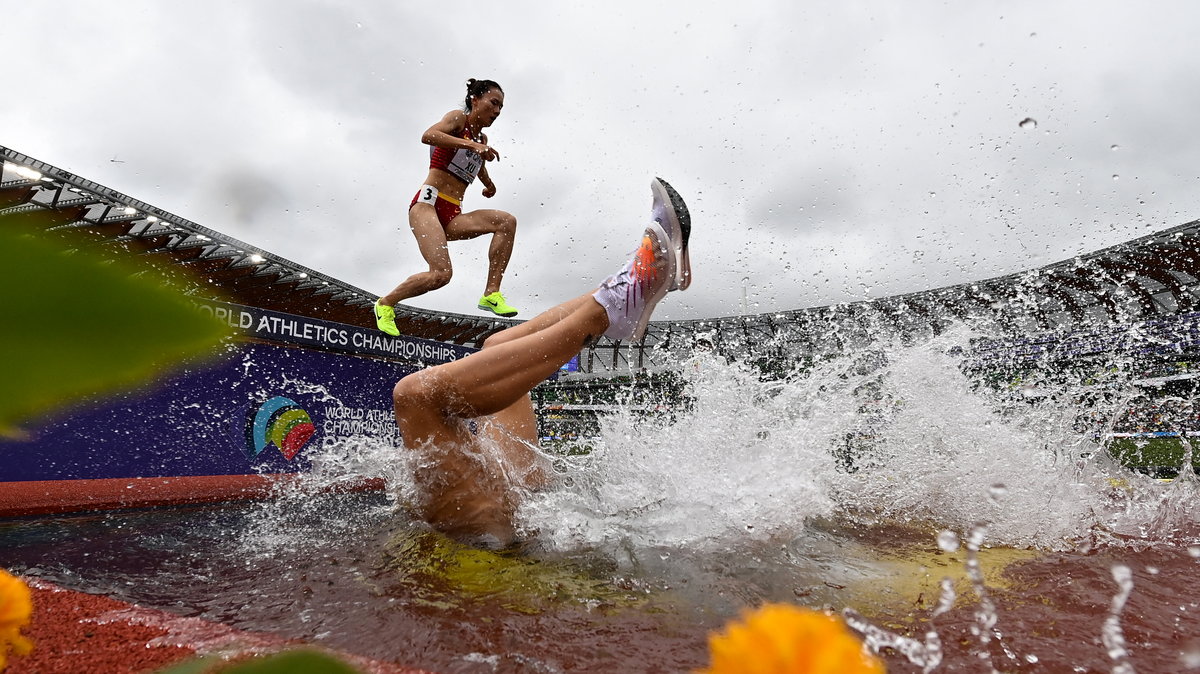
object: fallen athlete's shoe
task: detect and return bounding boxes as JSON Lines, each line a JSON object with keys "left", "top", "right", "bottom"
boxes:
{"left": 478, "top": 291, "right": 519, "bottom": 317}
{"left": 593, "top": 222, "right": 672, "bottom": 342}
{"left": 650, "top": 177, "right": 692, "bottom": 291}
{"left": 373, "top": 301, "right": 400, "bottom": 336}
{"left": 593, "top": 178, "right": 691, "bottom": 341}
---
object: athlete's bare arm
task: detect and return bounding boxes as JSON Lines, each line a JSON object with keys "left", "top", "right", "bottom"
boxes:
{"left": 422, "top": 111, "right": 499, "bottom": 161}
{"left": 479, "top": 164, "right": 496, "bottom": 198}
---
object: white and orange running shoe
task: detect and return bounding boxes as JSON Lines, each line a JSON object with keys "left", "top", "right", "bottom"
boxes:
{"left": 650, "top": 177, "right": 692, "bottom": 291}
{"left": 593, "top": 178, "right": 692, "bottom": 341}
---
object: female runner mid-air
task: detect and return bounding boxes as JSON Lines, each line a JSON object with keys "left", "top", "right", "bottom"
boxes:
{"left": 374, "top": 78, "right": 520, "bottom": 334}
{"left": 392, "top": 178, "right": 692, "bottom": 547}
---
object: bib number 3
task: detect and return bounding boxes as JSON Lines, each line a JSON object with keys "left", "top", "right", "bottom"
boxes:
{"left": 417, "top": 185, "right": 438, "bottom": 206}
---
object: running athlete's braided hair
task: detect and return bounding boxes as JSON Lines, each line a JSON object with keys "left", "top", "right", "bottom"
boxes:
{"left": 464, "top": 78, "right": 503, "bottom": 111}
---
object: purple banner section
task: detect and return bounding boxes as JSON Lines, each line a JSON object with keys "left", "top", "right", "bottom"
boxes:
{"left": 0, "top": 341, "right": 417, "bottom": 483}
{"left": 196, "top": 300, "right": 475, "bottom": 365}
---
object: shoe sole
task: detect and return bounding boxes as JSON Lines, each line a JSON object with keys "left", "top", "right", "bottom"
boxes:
{"left": 630, "top": 221, "right": 674, "bottom": 342}
{"left": 650, "top": 178, "right": 692, "bottom": 291}
{"left": 479, "top": 304, "right": 518, "bottom": 317}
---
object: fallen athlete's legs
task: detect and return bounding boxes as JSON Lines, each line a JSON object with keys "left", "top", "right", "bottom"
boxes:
{"left": 460, "top": 295, "right": 604, "bottom": 500}
{"left": 393, "top": 293, "right": 607, "bottom": 445}
{"left": 392, "top": 293, "right": 607, "bottom": 545}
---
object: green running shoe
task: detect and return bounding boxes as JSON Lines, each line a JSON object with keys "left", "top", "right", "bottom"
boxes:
{"left": 373, "top": 301, "right": 400, "bottom": 336}
{"left": 478, "top": 291, "right": 518, "bottom": 317}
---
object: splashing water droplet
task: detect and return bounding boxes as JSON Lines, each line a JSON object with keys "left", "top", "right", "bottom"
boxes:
{"left": 966, "top": 524, "right": 987, "bottom": 550}
{"left": 1182, "top": 640, "right": 1200, "bottom": 667}
{"left": 1103, "top": 564, "right": 1135, "bottom": 667}
{"left": 988, "top": 483, "right": 1009, "bottom": 503}
{"left": 1018, "top": 117, "right": 1037, "bottom": 129}
{"left": 937, "top": 530, "right": 960, "bottom": 552}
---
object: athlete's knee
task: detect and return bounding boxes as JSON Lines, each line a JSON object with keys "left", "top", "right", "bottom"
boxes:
{"left": 487, "top": 212, "right": 516, "bottom": 237}
{"left": 481, "top": 331, "right": 509, "bottom": 349}
{"left": 426, "top": 268, "right": 453, "bottom": 289}
{"left": 392, "top": 375, "right": 421, "bottom": 411}
{"left": 500, "top": 212, "right": 517, "bottom": 235}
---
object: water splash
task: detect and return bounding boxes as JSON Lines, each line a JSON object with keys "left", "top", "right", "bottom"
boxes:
{"left": 520, "top": 353, "right": 840, "bottom": 554}
{"left": 845, "top": 607, "right": 944, "bottom": 672}
{"left": 1103, "top": 563, "right": 1136, "bottom": 674}
{"left": 963, "top": 524, "right": 1004, "bottom": 670}
{"left": 235, "top": 377, "right": 410, "bottom": 557}
{"left": 523, "top": 328, "right": 1200, "bottom": 559}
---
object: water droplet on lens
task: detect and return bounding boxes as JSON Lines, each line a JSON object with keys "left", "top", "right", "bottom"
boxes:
{"left": 1018, "top": 117, "right": 1037, "bottom": 129}
{"left": 1187, "top": 546, "right": 1200, "bottom": 558}
{"left": 1110, "top": 144, "right": 1120, "bottom": 151}
{"left": 1111, "top": 563, "right": 1132, "bottom": 585}
{"left": 1112, "top": 174, "right": 1120, "bottom": 181}
{"left": 1182, "top": 640, "right": 1200, "bottom": 667}
{"left": 937, "top": 530, "right": 960, "bottom": 552}
{"left": 988, "top": 483, "right": 1009, "bottom": 503}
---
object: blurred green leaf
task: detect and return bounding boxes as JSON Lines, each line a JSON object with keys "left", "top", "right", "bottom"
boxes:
{"left": 156, "top": 650, "right": 363, "bottom": 674}
{"left": 156, "top": 658, "right": 216, "bottom": 674}
{"left": 218, "top": 651, "right": 363, "bottom": 674}
{"left": 0, "top": 211, "right": 232, "bottom": 435}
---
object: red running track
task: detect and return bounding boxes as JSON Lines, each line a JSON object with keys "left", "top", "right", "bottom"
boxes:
{"left": 8, "top": 579, "right": 431, "bottom": 674}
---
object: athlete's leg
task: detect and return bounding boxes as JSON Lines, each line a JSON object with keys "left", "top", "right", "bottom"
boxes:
{"left": 444, "top": 209, "right": 517, "bottom": 295}
{"left": 393, "top": 293, "right": 607, "bottom": 448}
{"left": 479, "top": 393, "right": 551, "bottom": 491}
{"left": 464, "top": 295, "right": 600, "bottom": 492}
{"left": 392, "top": 293, "right": 604, "bottom": 544}
{"left": 481, "top": 295, "right": 597, "bottom": 349}
{"left": 378, "top": 204, "right": 454, "bottom": 307}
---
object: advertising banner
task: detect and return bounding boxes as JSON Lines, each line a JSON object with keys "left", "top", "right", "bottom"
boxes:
{"left": 0, "top": 303, "right": 477, "bottom": 485}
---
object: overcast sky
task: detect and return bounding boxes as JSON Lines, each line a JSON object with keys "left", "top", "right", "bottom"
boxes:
{"left": 5, "top": 1, "right": 1199, "bottom": 321}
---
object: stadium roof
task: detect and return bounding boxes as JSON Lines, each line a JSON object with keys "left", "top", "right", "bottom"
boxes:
{"left": 5, "top": 144, "right": 1200, "bottom": 373}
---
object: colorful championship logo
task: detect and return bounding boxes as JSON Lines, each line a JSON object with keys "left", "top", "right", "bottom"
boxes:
{"left": 244, "top": 396, "right": 316, "bottom": 461}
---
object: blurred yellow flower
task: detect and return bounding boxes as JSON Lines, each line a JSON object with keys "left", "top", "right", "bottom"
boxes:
{"left": 700, "top": 603, "right": 885, "bottom": 674}
{"left": 0, "top": 568, "right": 33, "bottom": 671}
